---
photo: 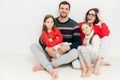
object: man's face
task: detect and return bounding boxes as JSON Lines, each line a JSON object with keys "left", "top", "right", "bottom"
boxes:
{"left": 59, "top": 4, "right": 70, "bottom": 18}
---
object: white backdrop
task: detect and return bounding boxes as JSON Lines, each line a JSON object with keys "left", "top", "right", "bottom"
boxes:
{"left": 0, "top": 0, "right": 120, "bottom": 56}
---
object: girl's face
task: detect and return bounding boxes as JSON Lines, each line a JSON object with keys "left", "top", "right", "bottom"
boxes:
{"left": 87, "top": 10, "right": 96, "bottom": 24}
{"left": 44, "top": 17, "right": 54, "bottom": 30}
{"left": 81, "top": 24, "right": 92, "bottom": 36}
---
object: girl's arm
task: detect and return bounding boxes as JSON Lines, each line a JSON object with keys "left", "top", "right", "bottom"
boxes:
{"left": 54, "top": 28, "right": 63, "bottom": 43}
{"left": 41, "top": 31, "right": 59, "bottom": 47}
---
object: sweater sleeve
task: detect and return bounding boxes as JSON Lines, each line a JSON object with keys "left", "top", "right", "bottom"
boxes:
{"left": 70, "top": 25, "right": 82, "bottom": 49}
{"left": 54, "top": 28, "right": 63, "bottom": 43}
{"left": 101, "top": 23, "right": 110, "bottom": 36}
{"left": 94, "top": 23, "right": 110, "bottom": 38}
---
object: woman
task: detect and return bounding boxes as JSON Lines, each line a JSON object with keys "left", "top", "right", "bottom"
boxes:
{"left": 78, "top": 8, "right": 111, "bottom": 75}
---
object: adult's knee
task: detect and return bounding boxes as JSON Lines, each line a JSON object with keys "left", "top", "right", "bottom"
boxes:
{"left": 69, "top": 49, "right": 79, "bottom": 59}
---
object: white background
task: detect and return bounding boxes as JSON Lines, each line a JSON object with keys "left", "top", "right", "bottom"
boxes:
{"left": 0, "top": 0, "right": 120, "bottom": 56}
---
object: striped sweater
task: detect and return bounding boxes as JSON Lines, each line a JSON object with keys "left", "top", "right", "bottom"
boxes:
{"left": 40, "top": 17, "right": 82, "bottom": 49}
{"left": 54, "top": 17, "right": 82, "bottom": 49}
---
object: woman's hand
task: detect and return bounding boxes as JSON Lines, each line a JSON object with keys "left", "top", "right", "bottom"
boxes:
{"left": 97, "top": 12, "right": 104, "bottom": 23}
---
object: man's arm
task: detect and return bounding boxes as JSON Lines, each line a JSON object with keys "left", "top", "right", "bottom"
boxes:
{"left": 70, "top": 25, "right": 82, "bottom": 49}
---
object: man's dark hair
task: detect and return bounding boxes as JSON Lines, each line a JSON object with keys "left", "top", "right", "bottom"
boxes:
{"left": 59, "top": 1, "right": 70, "bottom": 9}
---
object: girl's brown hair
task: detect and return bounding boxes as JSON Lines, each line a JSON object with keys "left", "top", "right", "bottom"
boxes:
{"left": 42, "top": 14, "right": 55, "bottom": 33}
{"left": 82, "top": 22, "right": 96, "bottom": 44}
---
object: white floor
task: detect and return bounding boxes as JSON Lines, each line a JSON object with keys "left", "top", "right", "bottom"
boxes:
{"left": 0, "top": 54, "right": 120, "bottom": 80}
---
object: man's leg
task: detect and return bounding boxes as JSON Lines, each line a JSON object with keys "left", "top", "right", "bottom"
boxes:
{"left": 51, "top": 49, "right": 79, "bottom": 67}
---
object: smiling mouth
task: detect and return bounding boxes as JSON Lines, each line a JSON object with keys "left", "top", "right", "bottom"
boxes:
{"left": 88, "top": 19, "right": 92, "bottom": 21}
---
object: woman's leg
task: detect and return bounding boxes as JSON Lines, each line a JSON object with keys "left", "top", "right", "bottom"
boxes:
{"left": 99, "top": 37, "right": 111, "bottom": 66}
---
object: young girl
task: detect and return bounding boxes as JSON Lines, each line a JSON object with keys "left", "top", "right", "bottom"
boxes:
{"left": 78, "top": 8, "right": 111, "bottom": 75}
{"left": 41, "top": 14, "right": 71, "bottom": 60}
{"left": 78, "top": 22, "right": 101, "bottom": 77}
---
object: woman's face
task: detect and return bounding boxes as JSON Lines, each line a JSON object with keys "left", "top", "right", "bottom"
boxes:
{"left": 87, "top": 10, "right": 96, "bottom": 24}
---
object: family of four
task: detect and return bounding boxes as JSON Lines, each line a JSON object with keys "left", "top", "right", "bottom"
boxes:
{"left": 31, "top": 1, "right": 111, "bottom": 80}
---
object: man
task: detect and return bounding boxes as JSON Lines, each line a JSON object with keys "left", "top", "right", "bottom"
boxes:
{"left": 46, "top": 1, "right": 82, "bottom": 69}
{"left": 31, "top": 1, "right": 82, "bottom": 80}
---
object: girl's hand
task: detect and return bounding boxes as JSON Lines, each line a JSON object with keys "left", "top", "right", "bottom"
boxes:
{"left": 48, "top": 38, "right": 53, "bottom": 42}
{"left": 57, "top": 44, "right": 70, "bottom": 54}
{"left": 45, "top": 47, "right": 56, "bottom": 58}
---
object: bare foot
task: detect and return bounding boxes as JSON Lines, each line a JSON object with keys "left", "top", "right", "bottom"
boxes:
{"left": 94, "top": 66, "right": 100, "bottom": 75}
{"left": 81, "top": 69, "right": 87, "bottom": 78}
{"left": 101, "top": 61, "right": 111, "bottom": 66}
{"left": 48, "top": 69, "right": 58, "bottom": 80}
{"left": 86, "top": 68, "right": 93, "bottom": 77}
{"left": 32, "top": 64, "right": 44, "bottom": 72}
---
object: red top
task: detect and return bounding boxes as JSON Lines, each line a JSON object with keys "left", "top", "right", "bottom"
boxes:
{"left": 41, "top": 27, "right": 63, "bottom": 47}
{"left": 78, "top": 22, "right": 110, "bottom": 44}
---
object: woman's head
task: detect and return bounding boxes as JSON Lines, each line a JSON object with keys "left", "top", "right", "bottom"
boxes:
{"left": 43, "top": 14, "right": 55, "bottom": 32}
{"left": 85, "top": 8, "right": 100, "bottom": 24}
{"left": 81, "top": 22, "right": 93, "bottom": 36}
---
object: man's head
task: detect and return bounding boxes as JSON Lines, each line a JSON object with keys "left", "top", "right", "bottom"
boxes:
{"left": 59, "top": 1, "right": 70, "bottom": 18}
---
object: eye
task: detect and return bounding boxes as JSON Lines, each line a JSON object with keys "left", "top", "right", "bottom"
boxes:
{"left": 88, "top": 13, "right": 96, "bottom": 17}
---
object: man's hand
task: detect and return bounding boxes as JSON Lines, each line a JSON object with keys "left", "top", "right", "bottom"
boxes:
{"left": 57, "top": 44, "right": 70, "bottom": 54}
{"left": 45, "top": 47, "right": 56, "bottom": 58}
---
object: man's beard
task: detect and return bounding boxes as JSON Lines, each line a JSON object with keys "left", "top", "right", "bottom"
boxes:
{"left": 60, "top": 14, "right": 67, "bottom": 18}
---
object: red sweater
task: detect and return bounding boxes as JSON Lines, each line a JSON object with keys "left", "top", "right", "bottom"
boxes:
{"left": 78, "top": 22, "right": 110, "bottom": 44}
{"left": 41, "top": 27, "right": 63, "bottom": 47}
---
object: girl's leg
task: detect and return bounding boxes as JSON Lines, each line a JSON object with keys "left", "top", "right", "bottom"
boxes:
{"left": 33, "top": 64, "right": 44, "bottom": 72}
{"left": 78, "top": 46, "right": 92, "bottom": 77}
{"left": 31, "top": 43, "right": 53, "bottom": 71}
{"left": 31, "top": 44, "right": 58, "bottom": 79}
{"left": 86, "top": 62, "right": 93, "bottom": 77}
{"left": 80, "top": 61, "right": 87, "bottom": 77}
{"left": 78, "top": 51, "right": 87, "bottom": 77}
{"left": 48, "top": 69, "right": 58, "bottom": 80}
